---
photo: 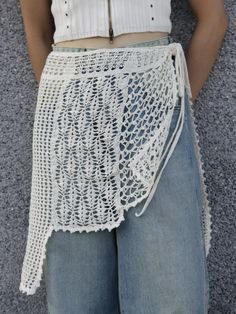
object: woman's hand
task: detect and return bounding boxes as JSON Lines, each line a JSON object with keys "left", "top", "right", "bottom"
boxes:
{"left": 186, "top": 0, "right": 229, "bottom": 104}
{"left": 19, "top": 0, "right": 55, "bottom": 83}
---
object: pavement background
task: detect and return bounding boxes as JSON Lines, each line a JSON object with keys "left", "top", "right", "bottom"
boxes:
{"left": 0, "top": 0, "right": 235, "bottom": 313}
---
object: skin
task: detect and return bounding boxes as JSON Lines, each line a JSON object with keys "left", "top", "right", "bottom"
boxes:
{"left": 19, "top": 0, "right": 228, "bottom": 103}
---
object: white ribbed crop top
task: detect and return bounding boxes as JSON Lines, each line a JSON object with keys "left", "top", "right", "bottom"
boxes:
{"left": 51, "top": 0, "right": 172, "bottom": 44}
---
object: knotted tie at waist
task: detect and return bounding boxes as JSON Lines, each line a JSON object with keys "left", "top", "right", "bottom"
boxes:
{"left": 135, "top": 43, "right": 192, "bottom": 217}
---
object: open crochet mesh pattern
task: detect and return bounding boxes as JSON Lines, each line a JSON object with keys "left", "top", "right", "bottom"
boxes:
{"left": 19, "top": 42, "right": 212, "bottom": 295}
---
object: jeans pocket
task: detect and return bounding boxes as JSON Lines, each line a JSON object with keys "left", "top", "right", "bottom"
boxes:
{"left": 128, "top": 102, "right": 179, "bottom": 187}
{"left": 168, "top": 96, "right": 184, "bottom": 135}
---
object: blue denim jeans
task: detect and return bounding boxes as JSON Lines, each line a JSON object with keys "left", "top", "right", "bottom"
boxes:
{"left": 44, "top": 36, "right": 210, "bottom": 314}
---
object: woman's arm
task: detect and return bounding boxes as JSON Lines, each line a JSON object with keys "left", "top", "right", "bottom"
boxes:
{"left": 19, "top": 0, "right": 55, "bottom": 83}
{"left": 186, "top": 0, "right": 229, "bottom": 103}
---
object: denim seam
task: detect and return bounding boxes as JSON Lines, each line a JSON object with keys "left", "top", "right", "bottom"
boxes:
{"left": 186, "top": 94, "right": 211, "bottom": 312}
{"left": 186, "top": 93, "right": 212, "bottom": 256}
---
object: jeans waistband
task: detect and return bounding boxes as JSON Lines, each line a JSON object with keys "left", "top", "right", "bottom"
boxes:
{"left": 51, "top": 35, "right": 174, "bottom": 52}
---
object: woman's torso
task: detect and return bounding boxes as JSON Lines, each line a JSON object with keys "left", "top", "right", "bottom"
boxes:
{"left": 51, "top": 0, "right": 172, "bottom": 48}
{"left": 55, "top": 31, "right": 169, "bottom": 48}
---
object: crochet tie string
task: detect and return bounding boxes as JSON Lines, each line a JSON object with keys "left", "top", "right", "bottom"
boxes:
{"left": 134, "top": 44, "right": 192, "bottom": 217}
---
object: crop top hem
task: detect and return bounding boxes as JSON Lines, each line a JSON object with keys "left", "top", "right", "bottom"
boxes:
{"left": 53, "top": 25, "right": 172, "bottom": 44}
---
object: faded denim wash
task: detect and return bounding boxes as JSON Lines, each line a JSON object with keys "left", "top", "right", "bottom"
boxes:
{"left": 43, "top": 35, "right": 210, "bottom": 314}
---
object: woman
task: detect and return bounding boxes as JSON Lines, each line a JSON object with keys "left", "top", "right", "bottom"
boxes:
{"left": 19, "top": 0, "right": 228, "bottom": 313}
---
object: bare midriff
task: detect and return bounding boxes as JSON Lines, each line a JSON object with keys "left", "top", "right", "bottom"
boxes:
{"left": 54, "top": 31, "right": 169, "bottom": 48}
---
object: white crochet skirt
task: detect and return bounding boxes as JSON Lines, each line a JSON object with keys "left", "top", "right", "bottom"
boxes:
{"left": 19, "top": 41, "right": 212, "bottom": 295}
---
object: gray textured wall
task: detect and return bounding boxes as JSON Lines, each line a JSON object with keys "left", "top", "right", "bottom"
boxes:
{"left": 0, "top": 0, "right": 235, "bottom": 313}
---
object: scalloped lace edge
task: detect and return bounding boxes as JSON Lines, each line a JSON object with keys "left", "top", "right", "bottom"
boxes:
{"left": 188, "top": 99, "right": 213, "bottom": 257}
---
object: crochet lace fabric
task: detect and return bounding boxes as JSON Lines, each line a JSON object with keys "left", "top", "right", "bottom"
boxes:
{"left": 19, "top": 42, "right": 212, "bottom": 295}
